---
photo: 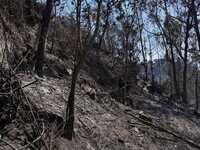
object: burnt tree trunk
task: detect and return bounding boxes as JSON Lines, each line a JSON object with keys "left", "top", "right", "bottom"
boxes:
{"left": 139, "top": 27, "right": 147, "bottom": 81}
{"left": 35, "top": 0, "right": 53, "bottom": 77}
{"left": 64, "top": 62, "right": 80, "bottom": 140}
{"left": 123, "top": 35, "right": 128, "bottom": 104}
{"left": 136, "top": 8, "right": 148, "bottom": 81}
{"left": 170, "top": 44, "right": 180, "bottom": 98}
{"left": 182, "top": 8, "right": 191, "bottom": 104}
{"left": 148, "top": 36, "right": 154, "bottom": 87}
{"left": 64, "top": 0, "right": 102, "bottom": 140}
{"left": 191, "top": 0, "right": 200, "bottom": 52}
{"left": 50, "top": 4, "right": 57, "bottom": 54}
{"left": 195, "top": 64, "right": 199, "bottom": 112}
{"left": 25, "top": 0, "right": 35, "bottom": 26}
{"left": 140, "top": 33, "right": 148, "bottom": 81}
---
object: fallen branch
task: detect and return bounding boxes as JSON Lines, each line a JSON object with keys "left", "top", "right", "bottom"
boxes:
{"left": 0, "top": 138, "right": 17, "bottom": 150}
{"left": 17, "top": 122, "right": 45, "bottom": 150}
{"left": 127, "top": 121, "right": 150, "bottom": 129}
{"left": 124, "top": 110, "right": 200, "bottom": 149}
{"left": 0, "top": 80, "right": 38, "bottom": 95}
{"left": 78, "top": 117, "right": 91, "bottom": 130}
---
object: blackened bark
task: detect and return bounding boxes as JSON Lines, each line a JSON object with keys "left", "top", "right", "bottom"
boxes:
{"left": 140, "top": 30, "right": 148, "bottom": 81}
{"left": 50, "top": 5, "right": 57, "bottom": 54}
{"left": 98, "top": 1, "right": 111, "bottom": 50}
{"left": 137, "top": 8, "right": 147, "bottom": 81}
{"left": 35, "top": 0, "right": 53, "bottom": 77}
{"left": 170, "top": 44, "right": 180, "bottom": 98}
{"left": 64, "top": 0, "right": 102, "bottom": 140}
{"left": 25, "top": 0, "right": 35, "bottom": 26}
{"left": 124, "top": 35, "right": 128, "bottom": 104}
{"left": 148, "top": 37, "right": 154, "bottom": 87}
{"left": 191, "top": 0, "right": 200, "bottom": 52}
{"left": 63, "top": 0, "right": 82, "bottom": 140}
{"left": 64, "top": 64, "right": 79, "bottom": 140}
{"left": 182, "top": 8, "right": 191, "bottom": 104}
{"left": 195, "top": 64, "right": 199, "bottom": 112}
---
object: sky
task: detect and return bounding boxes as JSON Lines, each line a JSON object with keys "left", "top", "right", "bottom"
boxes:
{"left": 36, "top": 0, "right": 199, "bottom": 63}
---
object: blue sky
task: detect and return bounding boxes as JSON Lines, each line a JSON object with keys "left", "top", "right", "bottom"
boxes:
{"left": 36, "top": 0, "right": 198, "bottom": 63}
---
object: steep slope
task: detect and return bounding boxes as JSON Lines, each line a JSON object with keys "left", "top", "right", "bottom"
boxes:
{"left": 1, "top": 53, "right": 199, "bottom": 150}
{"left": 0, "top": 2, "right": 200, "bottom": 150}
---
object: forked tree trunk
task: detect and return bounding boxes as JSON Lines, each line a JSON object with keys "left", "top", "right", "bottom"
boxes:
{"left": 64, "top": 0, "right": 102, "bottom": 140}
{"left": 35, "top": 0, "right": 53, "bottom": 77}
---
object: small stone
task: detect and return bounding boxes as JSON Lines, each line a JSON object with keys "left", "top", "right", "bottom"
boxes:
{"left": 66, "top": 68, "right": 73, "bottom": 76}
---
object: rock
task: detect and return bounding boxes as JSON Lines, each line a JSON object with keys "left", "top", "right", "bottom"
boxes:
{"left": 133, "top": 127, "right": 140, "bottom": 133}
{"left": 66, "top": 68, "right": 73, "bottom": 76}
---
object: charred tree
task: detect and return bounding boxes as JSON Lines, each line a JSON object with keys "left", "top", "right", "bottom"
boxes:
{"left": 182, "top": 7, "right": 192, "bottom": 104}
{"left": 25, "top": 0, "right": 34, "bottom": 26}
{"left": 148, "top": 35, "right": 155, "bottom": 88}
{"left": 123, "top": 34, "right": 129, "bottom": 104}
{"left": 191, "top": 0, "right": 200, "bottom": 52}
{"left": 195, "top": 64, "right": 199, "bottom": 113}
{"left": 64, "top": 0, "right": 102, "bottom": 140}
{"left": 138, "top": 12, "right": 147, "bottom": 81}
{"left": 35, "top": 0, "right": 53, "bottom": 77}
{"left": 98, "top": 0, "right": 111, "bottom": 50}
{"left": 169, "top": 43, "right": 180, "bottom": 98}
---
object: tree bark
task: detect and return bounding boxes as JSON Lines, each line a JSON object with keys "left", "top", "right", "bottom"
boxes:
{"left": 124, "top": 34, "right": 128, "bottom": 104}
{"left": 35, "top": 0, "right": 53, "bottom": 77}
{"left": 182, "top": 8, "right": 191, "bottom": 104}
{"left": 191, "top": 0, "right": 200, "bottom": 52}
{"left": 140, "top": 29, "right": 148, "bottom": 81}
{"left": 195, "top": 64, "right": 199, "bottom": 112}
{"left": 50, "top": 4, "right": 57, "bottom": 54}
{"left": 25, "top": 0, "right": 35, "bottom": 26}
{"left": 148, "top": 36, "right": 154, "bottom": 87}
{"left": 64, "top": 62, "right": 80, "bottom": 140}
{"left": 64, "top": 0, "right": 102, "bottom": 140}
{"left": 170, "top": 44, "right": 180, "bottom": 98}
{"left": 98, "top": 0, "right": 111, "bottom": 50}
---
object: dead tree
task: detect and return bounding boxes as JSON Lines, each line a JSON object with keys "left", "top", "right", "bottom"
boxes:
{"left": 195, "top": 64, "right": 199, "bottom": 112}
{"left": 64, "top": 0, "right": 103, "bottom": 140}
{"left": 191, "top": 0, "right": 200, "bottom": 52}
{"left": 182, "top": 5, "right": 192, "bottom": 104}
{"left": 35, "top": 0, "right": 53, "bottom": 77}
{"left": 137, "top": 9, "right": 148, "bottom": 81}
{"left": 98, "top": 0, "right": 112, "bottom": 50}
{"left": 169, "top": 42, "right": 180, "bottom": 98}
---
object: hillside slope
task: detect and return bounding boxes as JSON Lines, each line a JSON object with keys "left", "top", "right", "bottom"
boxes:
{"left": 0, "top": 2, "right": 200, "bottom": 150}
{"left": 1, "top": 52, "right": 200, "bottom": 150}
